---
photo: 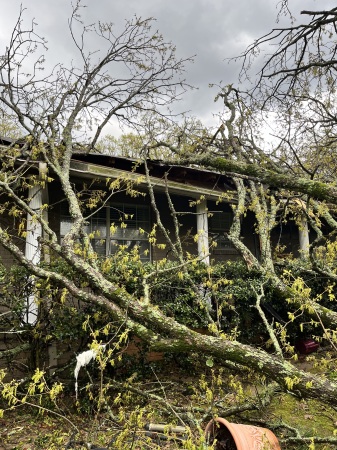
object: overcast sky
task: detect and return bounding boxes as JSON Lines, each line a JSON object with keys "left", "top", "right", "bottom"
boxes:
{"left": 0, "top": 0, "right": 335, "bottom": 135}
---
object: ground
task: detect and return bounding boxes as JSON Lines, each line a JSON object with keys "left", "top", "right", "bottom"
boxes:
{"left": 0, "top": 354, "right": 336, "bottom": 449}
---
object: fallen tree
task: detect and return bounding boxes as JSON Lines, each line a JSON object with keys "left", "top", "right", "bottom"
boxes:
{"left": 1, "top": 6, "right": 337, "bottom": 447}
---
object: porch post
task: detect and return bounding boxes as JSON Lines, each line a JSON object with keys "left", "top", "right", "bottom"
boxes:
{"left": 24, "top": 184, "right": 42, "bottom": 324}
{"left": 298, "top": 216, "right": 310, "bottom": 259}
{"left": 196, "top": 199, "right": 210, "bottom": 265}
{"left": 24, "top": 163, "right": 48, "bottom": 324}
{"left": 40, "top": 163, "right": 50, "bottom": 263}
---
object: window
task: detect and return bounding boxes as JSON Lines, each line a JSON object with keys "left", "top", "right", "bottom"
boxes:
{"left": 60, "top": 202, "right": 151, "bottom": 261}
{"left": 209, "top": 210, "right": 237, "bottom": 255}
{"left": 109, "top": 204, "right": 151, "bottom": 261}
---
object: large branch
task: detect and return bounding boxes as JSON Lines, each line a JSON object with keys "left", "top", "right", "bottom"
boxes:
{"left": 2, "top": 226, "right": 337, "bottom": 408}
{"left": 178, "top": 155, "right": 337, "bottom": 204}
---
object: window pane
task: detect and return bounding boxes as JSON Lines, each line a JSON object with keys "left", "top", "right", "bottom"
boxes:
{"left": 60, "top": 217, "right": 72, "bottom": 236}
{"left": 91, "top": 239, "right": 106, "bottom": 256}
{"left": 110, "top": 239, "right": 150, "bottom": 261}
{"left": 84, "top": 219, "right": 106, "bottom": 238}
{"left": 209, "top": 211, "right": 232, "bottom": 231}
{"left": 60, "top": 205, "right": 107, "bottom": 255}
{"left": 209, "top": 210, "right": 237, "bottom": 255}
{"left": 109, "top": 203, "right": 150, "bottom": 261}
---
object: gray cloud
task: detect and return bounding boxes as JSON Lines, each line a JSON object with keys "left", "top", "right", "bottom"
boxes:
{"left": 1, "top": 0, "right": 334, "bottom": 132}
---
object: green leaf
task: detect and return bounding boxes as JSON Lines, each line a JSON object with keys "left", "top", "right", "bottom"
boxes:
{"left": 206, "top": 358, "right": 214, "bottom": 368}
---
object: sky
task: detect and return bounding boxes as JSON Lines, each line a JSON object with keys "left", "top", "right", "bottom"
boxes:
{"left": 0, "top": 0, "right": 335, "bottom": 136}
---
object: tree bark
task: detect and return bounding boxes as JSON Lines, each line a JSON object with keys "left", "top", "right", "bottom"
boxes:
{"left": 179, "top": 155, "right": 337, "bottom": 205}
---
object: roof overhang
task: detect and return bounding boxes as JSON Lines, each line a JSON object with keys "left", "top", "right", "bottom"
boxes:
{"left": 70, "top": 159, "right": 229, "bottom": 201}
{"left": 0, "top": 142, "right": 235, "bottom": 201}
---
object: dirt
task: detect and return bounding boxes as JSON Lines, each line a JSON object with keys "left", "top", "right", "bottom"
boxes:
{"left": 209, "top": 426, "right": 237, "bottom": 450}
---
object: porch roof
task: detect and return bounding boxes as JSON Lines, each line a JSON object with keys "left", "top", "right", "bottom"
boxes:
{"left": 70, "top": 153, "right": 236, "bottom": 201}
{"left": 0, "top": 138, "right": 235, "bottom": 201}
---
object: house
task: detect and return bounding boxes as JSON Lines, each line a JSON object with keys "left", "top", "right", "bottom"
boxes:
{"left": 0, "top": 136, "right": 304, "bottom": 273}
{"left": 0, "top": 137, "right": 309, "bottom": 375}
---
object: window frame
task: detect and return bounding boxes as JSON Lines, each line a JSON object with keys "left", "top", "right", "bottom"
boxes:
{"left": 60, "top": 202, "right": 152, "bottom": 261}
